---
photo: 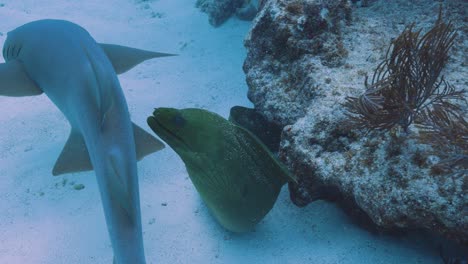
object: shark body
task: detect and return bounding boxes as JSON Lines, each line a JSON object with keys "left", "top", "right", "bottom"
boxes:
{"left": 0, "top": 19, "right": 172, "bottom": 263}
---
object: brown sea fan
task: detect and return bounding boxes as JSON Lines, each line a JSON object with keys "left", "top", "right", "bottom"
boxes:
{"left": 344, "top": 14, "right": 463, "bottom": 132}
{"left": 417, "top": 103, "right": 467, "bottom": 175}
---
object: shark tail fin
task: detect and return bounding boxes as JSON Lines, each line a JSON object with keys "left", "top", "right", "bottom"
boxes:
{"left": 52, "top": 124, "right": 164, "bottom": 176}
{"left": 99, "top": 43, "right": 177, "bottom": 74}
{"left": 0, "top": 61, "right": 43, "bottom": 97}
{"left": 132, "top": 122, "right": 165, "bottom": 161}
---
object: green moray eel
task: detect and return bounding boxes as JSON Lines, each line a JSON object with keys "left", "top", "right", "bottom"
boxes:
{"left": 147, "top": 108, "right": 296, "bottom": 232}
{"left": 229, "top": 106, "right": 283, "bottom": 152}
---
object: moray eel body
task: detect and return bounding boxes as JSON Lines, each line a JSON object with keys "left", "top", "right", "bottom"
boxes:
{"left": 148, "top": 108, "right": 295, "bottom": 232}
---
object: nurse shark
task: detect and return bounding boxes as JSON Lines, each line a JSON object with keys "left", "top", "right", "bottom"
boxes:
{"left": 0, "top": 19, "right": 174, "bottom": 263}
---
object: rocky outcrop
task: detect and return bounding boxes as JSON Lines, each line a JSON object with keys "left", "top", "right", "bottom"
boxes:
{"left": 235, "top": 3, "right": 259, "bottom": 21}
{"left": 196, "top": 0, "right": 244, "bottom": 26}
{"left": 196, "top": 0, "right": 259, "bottom": 27}
{"left": 243, "top": 0, "right": 351, "bottom": 126}
{"left": 243, "top": 0, "right": 468, "bottom": 245}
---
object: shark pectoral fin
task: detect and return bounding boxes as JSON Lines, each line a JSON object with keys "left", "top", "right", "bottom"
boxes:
{"left": 133, "top": 122, "right": 165, "bottom": 161}
{"left": 99, "top": 43, "right": 177, "bottom": 74}
{"left": 0, "top": 61, "right": 43, "bottom": 97}
{"left": 52, "top": 130, "right": 92, "bottom": 176}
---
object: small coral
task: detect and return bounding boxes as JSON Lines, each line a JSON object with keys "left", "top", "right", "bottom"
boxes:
{"left": 73, "top": 184, "right": 85, "bottom": 190}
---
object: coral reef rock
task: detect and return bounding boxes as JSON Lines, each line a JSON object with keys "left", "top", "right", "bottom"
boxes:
{"left": 196, "top": 0, "right": 247, "bottom": 27}
{"left": 235, "top": 3, "right": 259, "bottom": 21}
{"left": 243, "top": 0, "right": 351, "bottom": 126}
{"left": 243, "top": 0, "right": 468, "bottom": 245}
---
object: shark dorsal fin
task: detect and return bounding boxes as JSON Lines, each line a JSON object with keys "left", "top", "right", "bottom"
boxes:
{"left": 53, "top": 129, "right": 92, "bottom": 176}
{"left": 99, "top": 43, "right": 177, "bottom": 74}
{"left": 0, "top": 61, "right": 43, "bottom": 97}
{"left": 132, "top": 122, "right": 165, "bottom": 160}
{"left": 52, "top": 124, "right": 164, "bottom": 176}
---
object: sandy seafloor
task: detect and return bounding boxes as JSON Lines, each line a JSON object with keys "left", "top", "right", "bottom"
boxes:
{"left": 0, "top": 1, "right": 445, "bottom": 263}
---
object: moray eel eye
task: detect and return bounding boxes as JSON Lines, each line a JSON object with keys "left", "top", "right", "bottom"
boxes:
{"left": 172, "top": 114, "right": 186, "bottom": 128}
